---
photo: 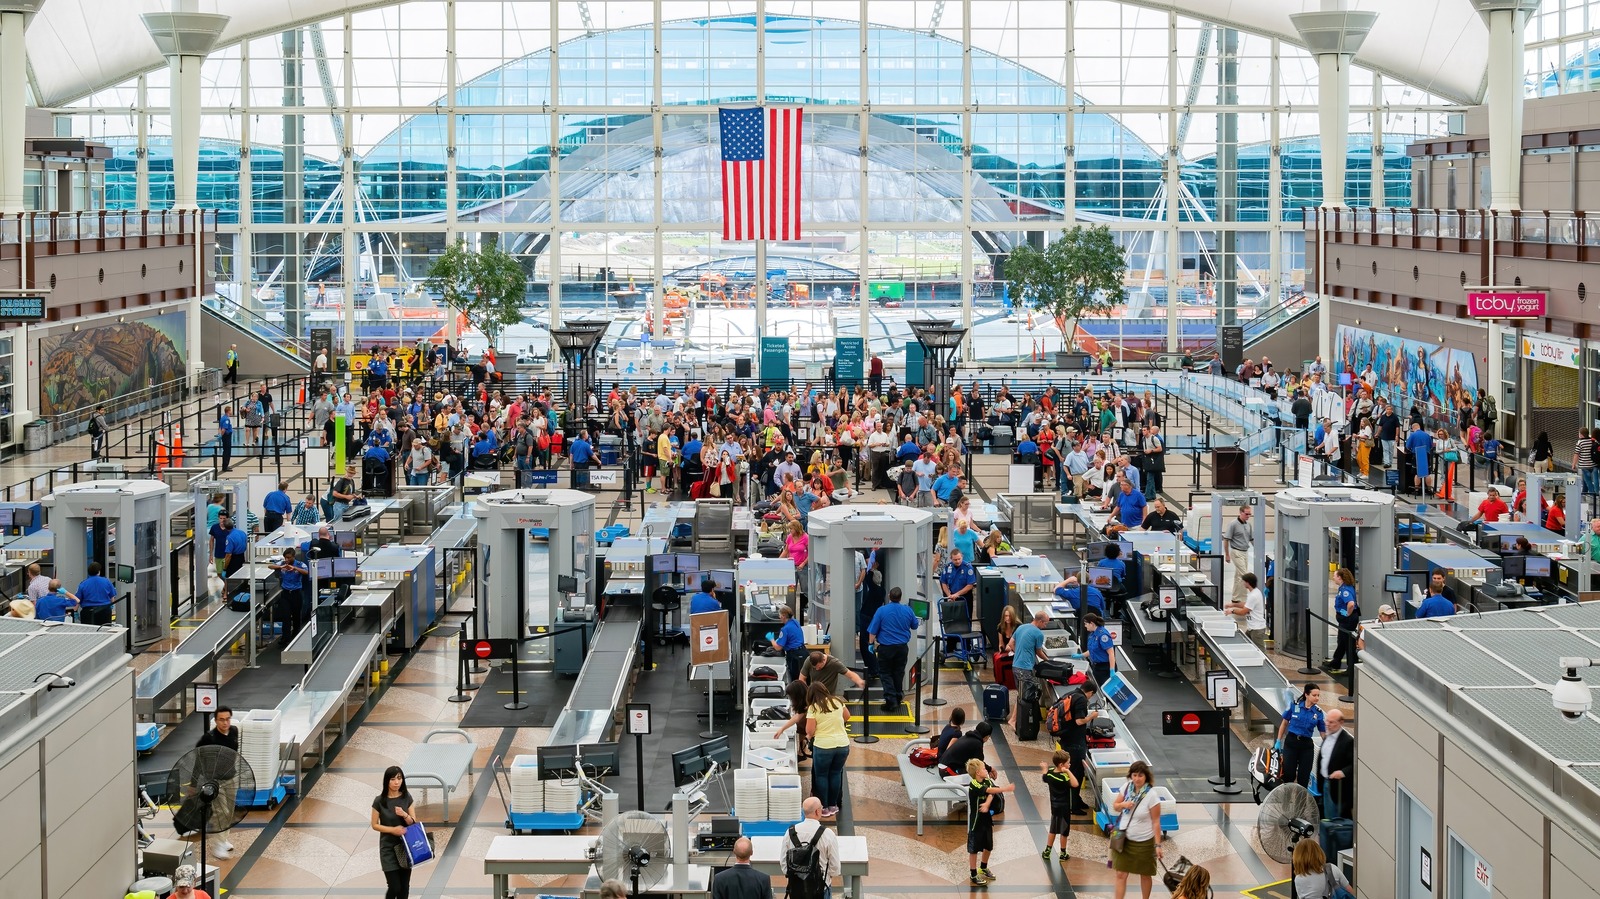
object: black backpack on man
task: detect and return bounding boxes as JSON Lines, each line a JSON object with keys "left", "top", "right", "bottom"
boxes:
{"left": 783, "top": 823, "right": 827, "bottom": 899}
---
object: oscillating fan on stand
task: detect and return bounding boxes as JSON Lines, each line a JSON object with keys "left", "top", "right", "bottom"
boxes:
{"left": 1256, "top": 783, "right": 1320, "bottom": 864}
{"left": 167, "top": 745, "right": 257, "bottom": 865}
{"left": 596, "top": 810, "right": 672, "bottom": 896}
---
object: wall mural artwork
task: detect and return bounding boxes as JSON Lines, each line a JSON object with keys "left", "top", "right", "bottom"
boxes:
{"left": 1334, "top": 325, "right": 1481, "bottom": 418}
{"left": 38, "top": 311, "right": 187, "bottom": 417}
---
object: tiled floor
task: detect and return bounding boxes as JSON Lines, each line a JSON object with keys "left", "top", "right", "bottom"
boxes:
{"left": 16, "top": 388, "right": 1370, "bottom": 898}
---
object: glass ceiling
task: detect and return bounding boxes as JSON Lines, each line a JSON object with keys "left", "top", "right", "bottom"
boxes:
{"left": 28, "top": 0, "right": 1498, "bottom": 109}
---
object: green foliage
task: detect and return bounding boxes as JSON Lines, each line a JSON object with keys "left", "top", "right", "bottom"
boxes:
{"left": 424, "top": 238, "right": 529, "bottom": 342}
{"left": 1004, "top": 225, "right": 1129, "bottom": 346}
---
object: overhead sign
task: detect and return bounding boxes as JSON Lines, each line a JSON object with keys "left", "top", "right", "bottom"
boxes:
{"left": 0, "top": 294, "right": 46, "bottom": 322}
{"left": 1520, "top": 332, "right": 1582, "bottom": 369}
{"left": 1466, "top": 289, "right": 1546, "bottom": 319}
{"left": 760, "top": 336, "right": 789, "bottom": 387}
{"left": 834, "top": 337, "right": 864, "bottom": 387}
{"left": 587, "top": 470, "right": 620, "bottom": 486}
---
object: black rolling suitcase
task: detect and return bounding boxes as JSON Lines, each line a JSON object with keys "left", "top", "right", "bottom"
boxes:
{"left": 1015, "top": 681, "right": 1041, "bottom": 740}
{"left": 982, "top": 683, "right": 1010, "bottom": 721}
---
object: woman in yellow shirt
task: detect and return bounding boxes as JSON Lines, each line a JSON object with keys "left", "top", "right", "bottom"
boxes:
{"left": 656, "top": 430, "right": 675, "bottom": 494}
{"left": 804, "top": 682, "right": 851, "bottom": 818}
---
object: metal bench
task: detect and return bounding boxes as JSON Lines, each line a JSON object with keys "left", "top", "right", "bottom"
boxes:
{"left": 895, "top": 741, "right": 969, "bottom": 835}
{"left": 404, "top": 728, "right": 478, "bottom": 822}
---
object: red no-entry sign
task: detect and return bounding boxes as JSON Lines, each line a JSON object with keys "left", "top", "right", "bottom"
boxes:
{"left": 1161, "top": 709, "right": 1229, "bottom": 736}
{"left": 458, "top": 637, "right": 517, "bottom": 661}
{"left": 1181, "top": 713, "right": 1201, "bottom": 733}
{"left": 474, "top": 641, "right": 493, "bottom": 659}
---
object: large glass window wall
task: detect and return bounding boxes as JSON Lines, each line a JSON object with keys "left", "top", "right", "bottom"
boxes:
{"left": 63, "top": 0, "right": 1466, "bottom": 364}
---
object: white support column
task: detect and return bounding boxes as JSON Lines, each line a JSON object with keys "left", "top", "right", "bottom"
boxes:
{"left": 0, "top": 3, "right": 43, "bottom": 216}
{"left": 1371, "top": 72, "right": 1386, "bottom": 206}
{"left": 1291, "top": 9, "right": 1375, "bottom": 367}
{"left": 547, "top": 0, "right": 562, "bottom": 337}
{"left": 754, "top": 1, "right": 768, "bottom": 342}
{"left": 651, "top": 0, "right": 664, "bottom": 354}
{"left": 1063, "top": 0, "right": 1077, "bottom": 225}
{"left": 1479, "top": 0, "right": 1540, "bottom": 211}
{"left": 136, "top": 75, "right": 150, "bottom": 210}
{"left": 960, "top": 0, "right": 973, "bottom": 361}
{"left": 857, "top": 0, "right": 870, "bottom": 345}
{"left": 144, "top": 8, "right": 229, "bottom": 390}
{"left": 341, "top": 18, "right": 356, "bottom": 354}
{"left": 1164, "top": 11, "right": 1179, "bottom": 354}
{"left": 1268, "top": 40, "right": 1283, "bottom": 315}
{"left": 237, "top": 45, "right": 253, "bottom": 308}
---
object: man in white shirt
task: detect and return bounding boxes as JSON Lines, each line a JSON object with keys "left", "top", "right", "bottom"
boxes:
{"left": 1225, "top": 572, "right": 1268, "bottom": 647}
{"left": 1224, "top": 507, "right": 1254, "bottom": 603}
{"left": 788, "top": 797, "right": 841, "bottom": 893}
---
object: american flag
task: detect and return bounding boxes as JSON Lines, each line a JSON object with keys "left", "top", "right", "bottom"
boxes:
{"left": 720, "top": 106, "right": 803, "bottom": 242}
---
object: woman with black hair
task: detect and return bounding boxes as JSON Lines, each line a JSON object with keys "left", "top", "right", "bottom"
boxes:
{"left": 371, "top": 766, "right": 417, "bottom": 899}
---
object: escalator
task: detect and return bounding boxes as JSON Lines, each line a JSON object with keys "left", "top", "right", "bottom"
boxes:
{"left": 1192, "top": 293, "right": 1319, "bottom": 363}
{"left": 201, "top": 296, "right": 311, "bottom": 376}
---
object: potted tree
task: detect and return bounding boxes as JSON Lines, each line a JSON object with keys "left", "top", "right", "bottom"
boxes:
{"left": 1003, "top": 225, "right": 1129, "bottom": 370}
{"left": 424, "top": 238, "right": 529, "bottom": 363}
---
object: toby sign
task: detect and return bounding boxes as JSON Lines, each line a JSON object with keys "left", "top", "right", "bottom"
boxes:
{"left": 1466, "top": 289, "right": 1546, "bottom": 320}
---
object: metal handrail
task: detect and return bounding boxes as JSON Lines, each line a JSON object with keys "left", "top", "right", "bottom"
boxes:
{"left": 203, "top": 295, "right": 311, "bottom": 360}
{"left": 39, "top": 370, "right": 225, "bottom": 446}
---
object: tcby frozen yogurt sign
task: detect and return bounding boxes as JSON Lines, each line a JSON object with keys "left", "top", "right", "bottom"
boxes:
{"left": 1466, "top": 290, "right": 1546, "bottom": 319}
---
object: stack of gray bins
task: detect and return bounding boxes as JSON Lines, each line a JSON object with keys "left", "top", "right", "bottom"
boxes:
{"left": 693, "top": 498, "right": 734, "bottom": 554}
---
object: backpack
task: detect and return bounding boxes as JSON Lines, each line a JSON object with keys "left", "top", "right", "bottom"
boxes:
{"left": 908, "top": 746, "right": 939, "bottom": 768}
{"left": 88, "top": 417, "right": 103, "bottom": 437}
{"left": 1046, "top": 698, "right": 1072, "bottom": 737}
{"left": 783, "top": 824, "right": 827, "bottom": 899}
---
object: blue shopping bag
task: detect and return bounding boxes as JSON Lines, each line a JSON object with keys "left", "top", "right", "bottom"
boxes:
{"left": 402, "top": 822, "right": 434, "bottom": 867}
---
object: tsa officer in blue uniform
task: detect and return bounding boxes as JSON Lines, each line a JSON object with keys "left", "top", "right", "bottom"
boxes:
{"left": 939, "top": 549, "right": 978, "bottom": 605}
{"left": 1054, "top": 575, "right": 1106, "bottom": 615}
{"left": 689, "top": 578, "right": 722, "bottom": 614}
{"left": 867, "top": 586, "right": 921, "bottom": 712}
{"left": 1081, "top": 611, "right": 1117, "bottom": 687}
{"left": 770, "top": 605, "right": 807, "bottom": 682}
{"left": 75, "top": 562, "right": 119, "bottom": 626}
{"left": 271, "top": 547, "right": 309, "bottom": 643}
{"left": 1274, "top": 683, "right": 1327, "bottom": 788}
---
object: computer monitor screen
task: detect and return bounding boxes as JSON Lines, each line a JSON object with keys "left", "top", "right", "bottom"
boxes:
{"left": 709, "top": 569, "right": 735, "bottom": 592}
{"left": 1118, "top": 540, "right": 1135, "bottom": 558}
{"left": 675, "top": 553, "right": 700, "bottom": 574}
{"left": 1100, "top": 670, "right": 1144, "bottom": 715}
{"left": 651, "top": 554, "right": 674, "bottom": 574}
{"left": 116, "top": 564, "right": 135, "bottom": 583}
{"left": 1384, "top": 573, "right": 1412, "bottom": 594}
{"left": 671, "top": 745, "right": 707, "bottom": 787}
{"left": 580, "top": 742, "right": 621, "bottom": 778}
{"left": 909, "top": 596, "right": 930, "bottom": 619}
{"left": 1500, "top": 554, "right": 1527, "bottom": 580}
{"left": 332, "top": 556, "right": 358, "bottom": 579}
{"left": 313, "top": 558, "right": 335, "bottom": 580}
{"left": 1087, "top": 566, "right": 1116, "bottom": 588}
{"left": 1498, "top": 534, "right": 1522, "bottom": 551}
{"left": 700, "top": 734, "right": 731, "bottom": 769}
{"left": 537, "top": 744, "right": 581, "bottom": 781}
{"left": 0, "top": 508, "right": 14, "bottom": 527}
{"left": 335, "top": 530, "right": 357, "bottom": 551}
{"left": 557, "top": 575, "right": 579, "bottom": 594}
{"left": 1524, "top": 555, "right": 1553, "bottom": 578}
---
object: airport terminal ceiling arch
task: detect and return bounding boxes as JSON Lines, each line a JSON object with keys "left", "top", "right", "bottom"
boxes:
{"left": 32, "top": 0, "right": 1494, "bottom": 109}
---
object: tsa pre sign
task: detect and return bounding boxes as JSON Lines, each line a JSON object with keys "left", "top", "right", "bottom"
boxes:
{"left": 1466, "top": 290, "right": 1545, "bottom": 319}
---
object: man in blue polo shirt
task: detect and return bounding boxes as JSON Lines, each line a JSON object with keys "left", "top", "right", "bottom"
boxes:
{"left": 35, "top": 581, "right": 79, "bottom": 623}
{"left": 689, "top": 578, "right": 721, "bottom": 615}
{"left": 1104, "top": 478, "right": 1146, "bottom": 538}
{"left": 770, "top": 605, "right": 808, "bottom": 681}
{"left": 271, "top": 547, "right": 309, "bottom": 641}
{"left": 1415, "top": 583, "right": 1456, "bottom": 619}
{"left": 223, "top": 519, "right": 249, "bottom": 578}
{"left": 896, "top": 434, "right": 921, "bottom": 462}
{"left": 867, "top": 587, "right": 920, "bottom": 712}
{"left": 210, "top": 513, "right": 236, "bottom": 578}
{"left": 939, "top": 549, "right": 978, "bottom": 606}
{"left": 932, "top": 465, "right": 962, "bottom": 505}
{"left": 263, "top": 480, "right": 294, "bottom": 533}
{"left": 76, "top": 562, "right": 118, "bottom": 625}
{"left": 570, "top": 430, "right": 597, "bottom": 467}
{"left": 1054, "top": 574, "right": 1105, "bottom": 615}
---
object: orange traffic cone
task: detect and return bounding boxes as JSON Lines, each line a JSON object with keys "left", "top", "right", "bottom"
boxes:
{"left": 298, "top": 382, "right": 306, "bottom": 405}
{"left": 154, "top": 429, "right": 169, "bottom": 470}
{"left": 172, "top": 425, "right": 184, "bottom": 466}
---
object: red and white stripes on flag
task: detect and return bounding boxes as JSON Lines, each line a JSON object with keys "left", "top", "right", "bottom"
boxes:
{"left": 720, "top": 106, "right": 804, "bottom": 242}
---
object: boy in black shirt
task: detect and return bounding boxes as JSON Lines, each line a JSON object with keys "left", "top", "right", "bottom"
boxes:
{"left": 1040, "top": 750, "right": 1081, "bottom": 862}
{"left": 966, "top": 757, "right": 1014, "bottom": 886}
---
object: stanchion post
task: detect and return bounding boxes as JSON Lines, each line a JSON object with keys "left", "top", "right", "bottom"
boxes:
{"left": 1297, "top": 609, "right": 1320, "bottom": 675}
{"left": 903, "top": 659, "right": 928, "bottom": 735}
{"left": 1156, "top": 611, "right": 1179, "bottom": 679}
{"left": 449, "top": 625, "right": 474, "bottom": 703}
{"left": 854, "top": 685, "right": 879, "bottom": 744}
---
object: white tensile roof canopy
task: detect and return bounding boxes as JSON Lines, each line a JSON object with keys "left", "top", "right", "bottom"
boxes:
{"left": 22, "top": 0, "right": 1491, "bottom": 109}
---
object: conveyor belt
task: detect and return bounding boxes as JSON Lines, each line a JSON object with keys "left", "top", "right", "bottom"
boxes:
{"left": 549, "top": 607, "right": 642, "bottom": 746}
{"left": 432, "top": 515, "right": 477, "bottom": 549}
{"left": 305, "top": 633, "right": 380, "bottom": 694}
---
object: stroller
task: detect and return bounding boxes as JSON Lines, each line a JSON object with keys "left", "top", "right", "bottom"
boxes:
{"left": 1248, "top": 743, "right": 1283, "bottom": 803}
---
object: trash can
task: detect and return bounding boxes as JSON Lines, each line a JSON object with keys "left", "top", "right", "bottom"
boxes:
{"left": 1212, "top": 447, "right": 1246, "bottom": 490}
{"left": 598, "top": 434, "right": 621, "bottom": 466}
{"left": 24, "top": 419, "right": 51, "bottom": 452}
{"left": 1055, "top": 351, "right": 1091, "bottom": 370}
